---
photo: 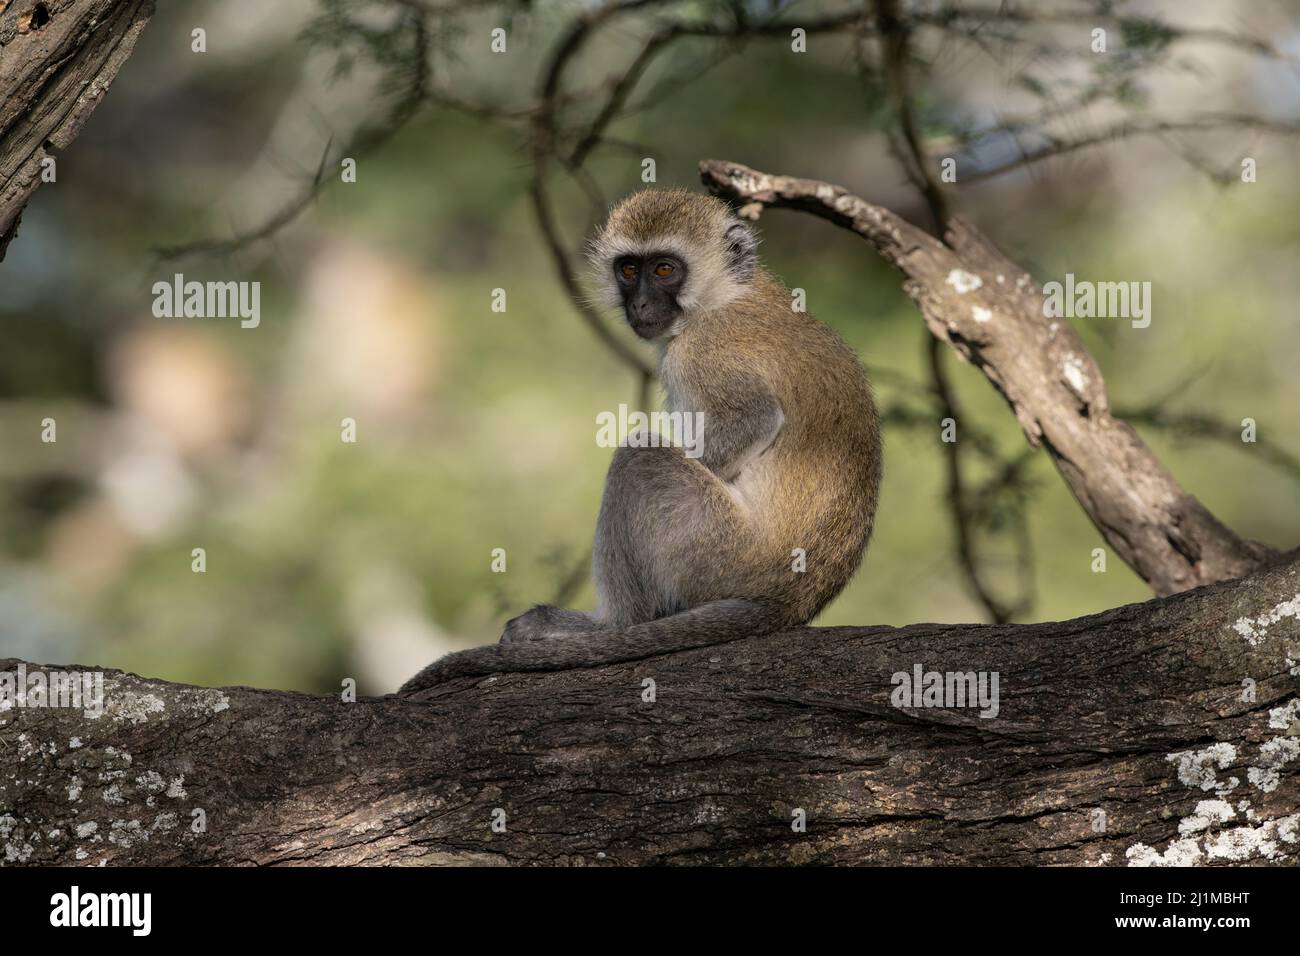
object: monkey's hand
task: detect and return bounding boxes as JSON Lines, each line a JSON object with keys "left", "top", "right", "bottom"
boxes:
{"left": 695, "top": 390, "right": 783, "bottom": 482}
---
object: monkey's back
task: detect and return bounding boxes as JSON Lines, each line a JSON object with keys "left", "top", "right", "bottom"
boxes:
{"left": 668, "top": 271, "right": 881, "bottom": 624}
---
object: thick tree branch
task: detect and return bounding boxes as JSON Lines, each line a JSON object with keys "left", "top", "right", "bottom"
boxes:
{"left": 0, "top": 0, "right": 154, "bottom": 261}
{"left": 700, "top": 159, "right": 1279, "bottom": 597}
{"left": 2, "top": 555, "right": 1297, "bottom": 865}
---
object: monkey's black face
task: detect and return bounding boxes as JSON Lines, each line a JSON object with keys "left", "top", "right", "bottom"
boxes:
{"left": 614, "top": 253, "right": 687, "bottom": 339}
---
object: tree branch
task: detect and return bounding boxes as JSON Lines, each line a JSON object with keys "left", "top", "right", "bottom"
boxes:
{"left": 3, "top": 554, "right": 1297, "bottom": 865}
{"left": 955, "top": 114, "right": 1300, "bottom": 184}
{"left": 700, "top": 158, "right": 1279, "bottom": 596}
{"left": 0, "top": 0, "right": 155, "bottom": 260}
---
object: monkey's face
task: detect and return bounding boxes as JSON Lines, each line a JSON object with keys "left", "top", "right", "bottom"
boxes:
{"left": 613, "top": 254, "right": 688, "bottom": 339}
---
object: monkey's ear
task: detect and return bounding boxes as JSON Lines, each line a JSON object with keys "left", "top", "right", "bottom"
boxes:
{"left": 723, "top": 220, "right": 759, "bottom": 282}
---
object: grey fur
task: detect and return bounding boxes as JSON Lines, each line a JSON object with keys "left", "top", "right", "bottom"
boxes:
{"left": 723, "top": 221, "right": 759, "bottom": 281}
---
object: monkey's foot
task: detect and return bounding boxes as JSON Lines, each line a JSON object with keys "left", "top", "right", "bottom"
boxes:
{"left": 500, "top": 605, "right": 562, "bottom": 644}
{"left": 499, "top": 605, "right": 601, "bottom": 644}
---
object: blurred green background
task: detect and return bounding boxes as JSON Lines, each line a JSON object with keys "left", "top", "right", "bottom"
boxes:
{"left": 1, "top": 0, "right": 1297, "bottom": 694}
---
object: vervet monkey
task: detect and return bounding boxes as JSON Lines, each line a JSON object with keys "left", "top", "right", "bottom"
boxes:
{"left": 401, "top": 188, "right": 880, "bottom": 693}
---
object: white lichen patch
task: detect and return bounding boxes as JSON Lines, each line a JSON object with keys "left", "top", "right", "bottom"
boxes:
{"left": 972, "top": 305, "right": 993, "bottom": 323}
{"left": 1130, "top": 811, "right": 1300, "bottom": 866}
{"left": 1259, "top": 736, "right": 1299, "bottom": 765}
{"left": 173, "top": 687, "right": 232, "bottom": 714}
{"left": 1167, "top": 743, "right": 1236, "bottom": 792}
{"left": 1135, "top": 735, "right": 1300, "bottom": 865}
{"left": 104, "top": 691, "right": 165, "bottom": 724}
{"left": 1267, "top": 699, "right": 1300, "bottom": 731}
{"left": 68, "top": 737, "right": 82, "bottom": 749}
{"left": 1204, "top": 814, "right": 1299, "bottom": 862}
{"left": 1247, "top": 766, "right": 1279, "bottom": 792}
{"left": 75, "top": 821, "right": 98, "bottom": 838}
{"left": 108, "top": 819, "right": 147, "bottom": 848}
{"left": 166, "top": 775, "right": 187, "bottom": 799}
{"left": 1061, "top": 353, "right": 1088, "bottom": 396}
{"left": 1247, "top": 736, "right": 1299, "bottom": 793}
{"left": 1178, "top": 799, "right": 1235, "bottom": 835}
{"left": 1279, "top": 815, "right": 1300, "bottom": 844}
{"left": 1231, "top": 593, "right": 1300, "bottom": 646}
{"left": 1126, "top": 838, "right": 1204, "bottom": 867}
{"left": 67, "top": 775, "right": 83, "bottom": 802}
{"left": 946, "top": 269, "right": 983, "bottom": 294}
{"left": 0, "top": 814, "right": 34, "bottom": 864}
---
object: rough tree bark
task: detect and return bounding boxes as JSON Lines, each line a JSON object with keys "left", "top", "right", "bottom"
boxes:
{"left": 2, "top": 552, "right": 1297, "bottom": 866}
{"left": 0, "top": 0, "right": 154, "bottom": 260}
{"left": 700, "top": 160, "right": 1276, "bottom": 597}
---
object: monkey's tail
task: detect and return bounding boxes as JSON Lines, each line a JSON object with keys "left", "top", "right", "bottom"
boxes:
{"left": 398, "top": 599, "right": 786, "bottom": 697}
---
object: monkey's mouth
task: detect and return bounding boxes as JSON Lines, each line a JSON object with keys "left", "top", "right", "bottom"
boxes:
{"left": 628, "top": 317, "right": 674, "bottom": 340}
{"left": 625, "top": 306, "right": 680, "bottom": 339}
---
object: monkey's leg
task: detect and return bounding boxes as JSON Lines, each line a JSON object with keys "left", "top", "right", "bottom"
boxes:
{"left": 593, "top": 442, "right": 747, "bottom": 626}
{"left": 506, "top": 442, "right": 736, "bottom": 641}
{"left": 400, "top": 446, "right": 782, "bottom": 695}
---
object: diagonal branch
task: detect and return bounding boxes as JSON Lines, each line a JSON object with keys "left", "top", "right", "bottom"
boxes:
{"left": 701, "top": 158, "right": 1280, "bottom": 596}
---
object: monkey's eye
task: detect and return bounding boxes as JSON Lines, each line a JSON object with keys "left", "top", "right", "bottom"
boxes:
{"left": 620, "top": 263, "right": 638, "bottom": 280}
{"left": 653, "top": 262, "right": 675, "bottom": 278}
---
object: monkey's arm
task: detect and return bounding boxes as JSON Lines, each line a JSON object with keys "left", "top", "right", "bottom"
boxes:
{"left": 693, "top": 388, "right": 784, "bottom": 482}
